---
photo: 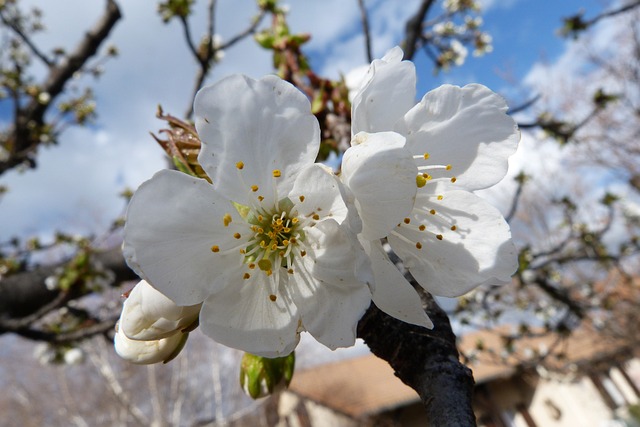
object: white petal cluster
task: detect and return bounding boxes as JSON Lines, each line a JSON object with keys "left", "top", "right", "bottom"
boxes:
{"left": 114, "top": 280, "right": 199, "bottom": 364}
{"left": 120, "top": 50, "right": 518, "bottom": 358}
{"left": 123, "top": 76, "right": 373, "bottom": 358}
{"left": 344, "top": 46, "right": 520, "bottom": 327}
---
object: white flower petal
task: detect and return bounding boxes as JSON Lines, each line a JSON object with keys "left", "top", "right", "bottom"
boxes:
{"left": 341, "top": 132, "right": 417, "bottom": 240}
{"left": 199, "top": 274, "right": 300, "bottom": 358}
{"left": 352, "top": 47, "right": 416, "bottom": 135}
{"left": 124, "top": 170, "right": 244, "bottom": 306}
{"left": 389, "top": 190, "right": 518, "bottom": 297}
{"left": 363, "top": 240, "right": 433, "bottom": 328}
{"left": 120, "top": 280, "right": 201, "bottom": 341}
{"left": 195, "top": 74, "right": 320, "bottom": 206}
{"left": 289, "top": 164, "right": 348, "bottom": 223}
{"left": 397, "top": 84, "right": 519, "bottom": 191}
{"left": 114, "top": 327, "right": 186, "bottom": 365}
{"left": 292, "top": 220, "right": 372, "bottom": 349}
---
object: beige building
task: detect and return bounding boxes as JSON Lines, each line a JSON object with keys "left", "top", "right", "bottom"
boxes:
{"left": 275, "top": 326, "right": 640, "bottom": 427}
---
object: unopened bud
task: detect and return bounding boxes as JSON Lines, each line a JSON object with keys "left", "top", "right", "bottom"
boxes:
{"left": 239, "top": 352, "right": 295, "bottom": 399}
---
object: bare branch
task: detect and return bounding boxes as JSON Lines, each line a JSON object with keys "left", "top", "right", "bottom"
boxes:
{"left": 357, "top": 282, "right": 476, "bottom": 426}
{"left": 356, "top": 0, "right": 373, "bottom": 63}
{"left": 0, "top": 6, "right": 53, "bottom": 66}
{"left": 402, "top": 0, "right": 436, "bottom": 60}
{"left": 0, "top": 0, "right": 122, "bottom": 175}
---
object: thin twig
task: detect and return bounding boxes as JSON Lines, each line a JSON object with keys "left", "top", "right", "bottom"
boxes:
{"left": 0, "top": 6, "right": 53, "bottom": 66}
{"left": 403, "top": 0, "right": 436, "bottom": 60}
{"left": 356, "top": 0, "right": 373, "bottom": 63}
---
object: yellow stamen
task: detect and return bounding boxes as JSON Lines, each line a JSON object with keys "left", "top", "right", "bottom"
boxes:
{"left": 223, "top": 213, "right": 232, "bottom": 227}
{"left": 430, "top": 209, "right": 436, "bottom": 215}
{"left": 450, "top": 177, "right": 457, "bottom": 183}
{"left": 451, "top": 225, "right": 457, "bottom": 231}
{"left": 404, "top": 218, "right": 411, "bottom": 224}
{"left": 436, "top": 234, "right": 443, "bottom": 241}
{"left": 211, "top": 245, "right": 220, "bottom": 253}
{"left": 272, "top": 169, "right": 281, "bottom": 178}
{"left": 236, "top": 161, "right": 244, "bottom": 170}
{"left": 445, "top": 164, "right": 452, "bottom": 171}
{"left": 269, "top": 294, "right": 277, "bottom": 302}
{"left": 419, "top": 224, "right": 426, "bottom": 231}
{"left": 251, "top": 185, "right": 259, "bottom": 192}
{"left": 416, "top": 175, "right": 427, "bottom": 188}
{"left": 423, "top": 152, "right": 430, "bottom": 159}
{"left": 243, "top": 273, "right": 251, "bottom": 280}
{"left": 416, "top": 242, "right": 423, "bottom": 249}
{"left": 299, "top": 195, "right": 305, "bottom": 202}
{"left": 258, "top": 259, "right": 272, "bottom": 272}
{"left": 233, "top": 232, "right": 241, "bottom": 239}
{"left": 437, "top": 195, "right": 444, "bottom": 200}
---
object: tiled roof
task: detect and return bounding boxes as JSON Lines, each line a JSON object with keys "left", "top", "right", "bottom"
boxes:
{"left": 287, "top": 324, "right": 630, "bottom": 418}
{"left": 287, "top": 353, "right": 419, "bottom": 419}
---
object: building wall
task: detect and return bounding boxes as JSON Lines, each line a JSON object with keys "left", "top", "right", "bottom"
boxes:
{"left": 526, "top": 375, "right": 613, "bottom": 427}
{"left": 277, "top": 391, "right": 358, "bottom": 427}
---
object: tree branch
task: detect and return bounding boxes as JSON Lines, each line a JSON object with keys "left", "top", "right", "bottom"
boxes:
{"left": 0, "top": 246, "right": 137, "bottom": 339}
{"left": 356, "top": 0, "right": 373, "bottom": 63}
{"left": 357, "top": 283, "right": 476, "bottom": 426}
{"left": 0, "top": 0, "right": 122, "bottom": 175}
{"left": 402, "top": 0, "right": 436, "bottom": 60}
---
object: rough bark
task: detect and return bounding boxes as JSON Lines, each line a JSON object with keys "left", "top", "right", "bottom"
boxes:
{"left": 357, "top": 284, "right": 477, "bottom": 426}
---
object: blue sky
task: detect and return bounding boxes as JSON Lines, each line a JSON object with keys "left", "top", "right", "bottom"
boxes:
{"left": 0, "top": 0, "right": 621, "bottom": 244}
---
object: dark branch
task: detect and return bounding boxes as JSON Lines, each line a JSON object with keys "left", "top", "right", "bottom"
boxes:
{"left": 357, "top": 283, "right": 476, "bottom": 426}
{"left": 402, "top": 0, "right": 436, "bottom": 60}
{"left": 356, "top": 0, "right": 373, "bottom": 63}
{"left": 0, "top": 246, "right": 137, "bottom": 337}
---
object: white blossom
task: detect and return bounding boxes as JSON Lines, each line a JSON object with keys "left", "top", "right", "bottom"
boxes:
{"left": 344, "top": 46, "right": 519, "bottom": 327}
{"left": 123, "top": 75, "right": 374, "bottom": 357}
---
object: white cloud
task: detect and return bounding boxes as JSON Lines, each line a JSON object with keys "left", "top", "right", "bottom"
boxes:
{"left": 479, "top": 0, "right": 522, "bottom": 11}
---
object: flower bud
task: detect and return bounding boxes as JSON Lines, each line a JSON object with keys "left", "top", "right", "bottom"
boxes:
{"left": 114, "top": 323, "right": 188, "bottom": 365}
{"left": 120, "top": 280, "right": 200, "bottom": 341}
{"left": 239, "top": 352, "right": 295, "bottom": 399}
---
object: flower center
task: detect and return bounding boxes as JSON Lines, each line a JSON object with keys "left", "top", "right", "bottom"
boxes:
{"left": 243, "top": 198, "right": 306, "bottom": 276}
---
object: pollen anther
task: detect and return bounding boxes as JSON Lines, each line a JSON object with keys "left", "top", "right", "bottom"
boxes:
{"left": 272, "top": 169, "right": 281, "bottom": 178}
{"left": 236, "top": 161, "right": 244, "bottom": 170}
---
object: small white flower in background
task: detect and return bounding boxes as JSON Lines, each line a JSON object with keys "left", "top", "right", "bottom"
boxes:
{"left": 345, "top": 46, "right": 519, "bottom": 327}
{"left": 63, "top": 347, "right": 85, "bottom": 365}
{"left": 212, "top": 34, "right": 225, "bottom": 62}
{"left": 33, "top": 343, "right": 57, "bottom": 365}
{"left": 123, "top": 75, "right": 377, "bottom": 357}
{"left": 449, "top": 39, "right": 468, "bottom": 66}
{"left": 44, "top": 275, "right": 59, "bottom": 290}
